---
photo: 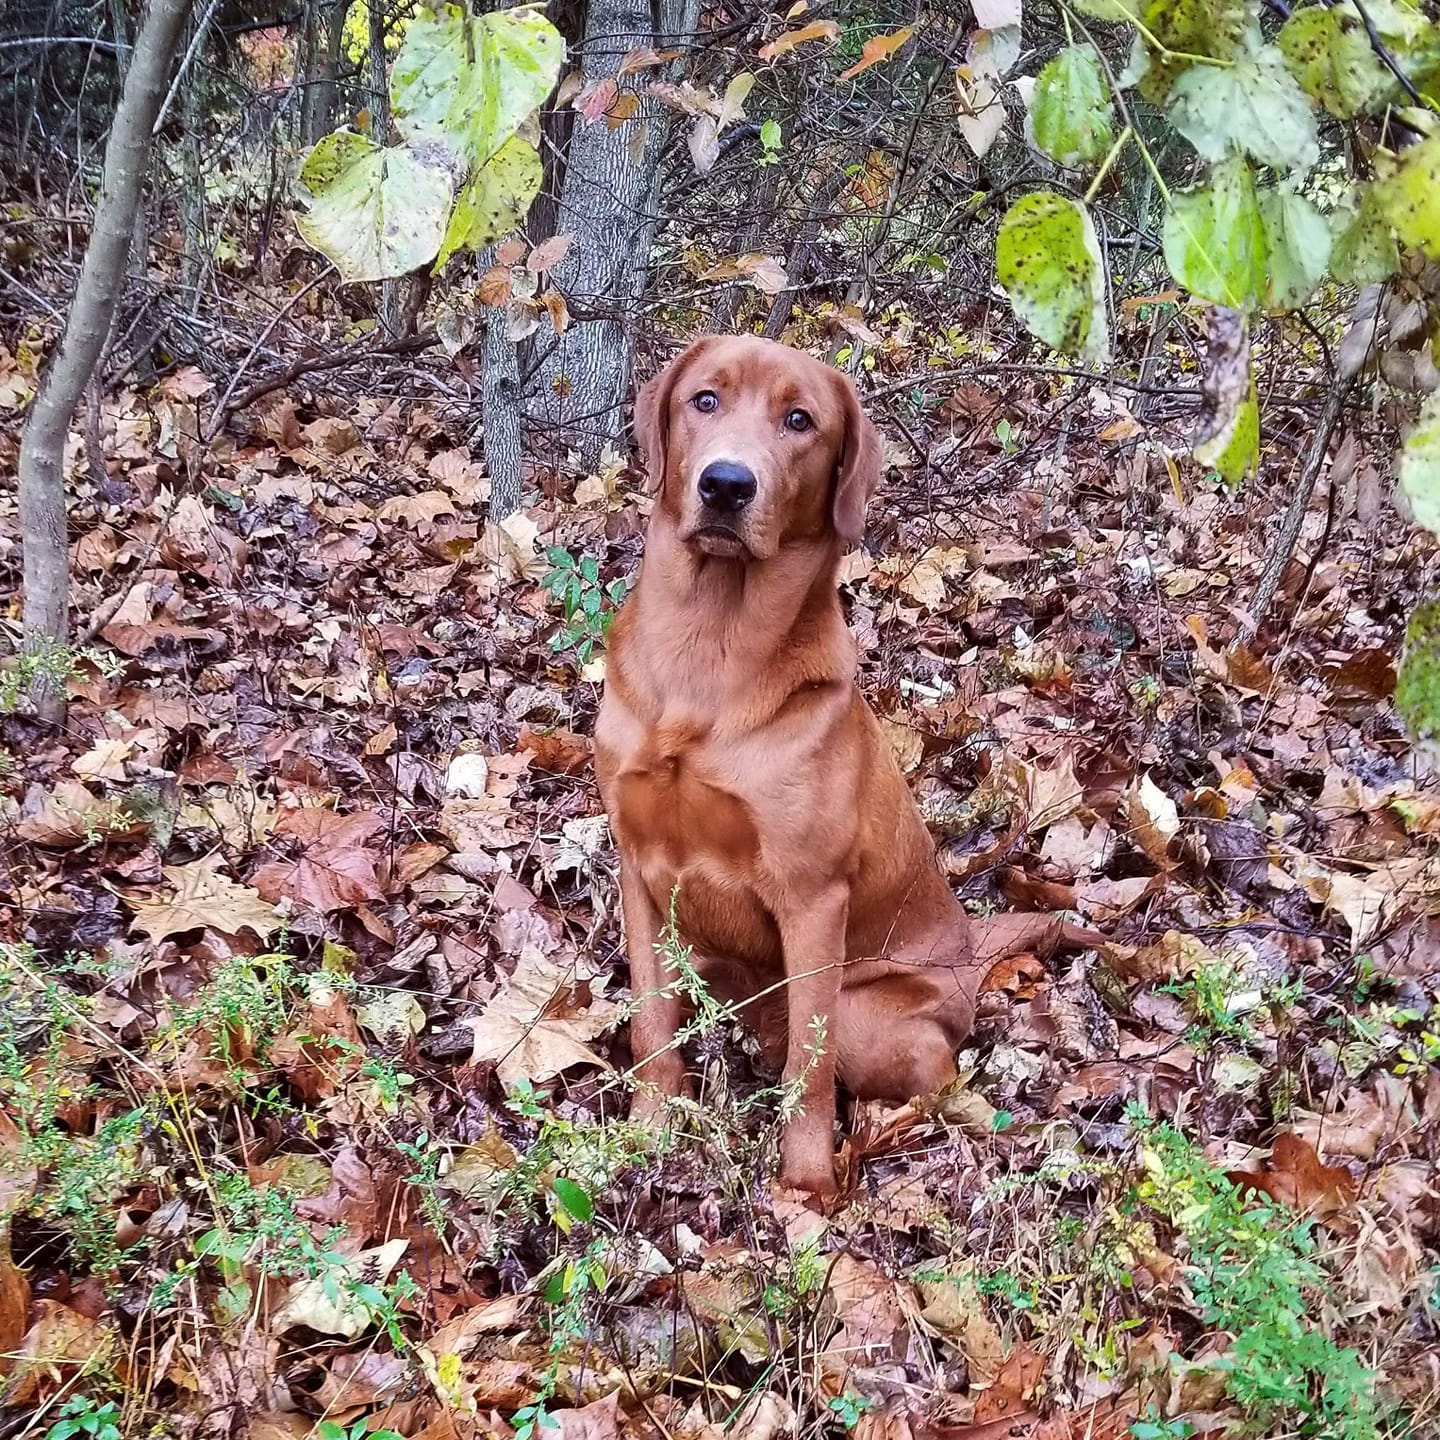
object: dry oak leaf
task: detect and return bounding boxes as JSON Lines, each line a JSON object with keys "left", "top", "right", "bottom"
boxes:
{"left": 973, "top": 1342, "right": 1044, "bottom": 1424}
{"left": 462, "top": 946, "right": 618, "bottom": 1086}
{"left": 1228, "top": 1133, "right": 1358, "bottom": 1225}
{"left": 3, "top": 1301, "right": 117, "bottom": 1406}
{"left": 127, "top": 857, "right": 280, "bottom": 941}
{"left": 917, "top": 1269, "right": 1005, "bottom": 1383}
{"left": 818, "top": 1254, "right": 917, "bottom": 1397}
{"left": 251, "top": 807, "right": 386, "bottom": 915}
{"left": 1183, "top": 615, "right": 1274, "bottom": 695}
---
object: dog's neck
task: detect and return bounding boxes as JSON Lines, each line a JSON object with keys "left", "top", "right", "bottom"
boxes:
{"left": 621, "top": 517, "right": 856, "bottom": 713}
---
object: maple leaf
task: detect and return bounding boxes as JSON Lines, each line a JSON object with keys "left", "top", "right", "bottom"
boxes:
{"left": 251, "top": 808, "right": 386, "bottom": 915}
{"left": 375, "top": 489, "right": 458, "bottom": 531}
{"left": 461, "top": 946, "right": 618, "bottom": 1085}
{"left": 127, "top": 858, "right": 280, "bottom": 941}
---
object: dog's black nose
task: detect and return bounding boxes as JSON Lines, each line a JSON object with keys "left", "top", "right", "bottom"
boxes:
{"left": 697, "top": 461, "right": 757, "bottom": 513}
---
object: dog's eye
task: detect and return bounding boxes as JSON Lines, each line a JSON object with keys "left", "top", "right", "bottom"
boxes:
{"left": 692, "top": 391, "right": 719, "bottom": 414}
{"left": 785, "top": 408, "right": 813, "bottom": 433}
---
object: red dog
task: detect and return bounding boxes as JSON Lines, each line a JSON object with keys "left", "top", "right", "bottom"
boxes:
{"left": 595, "top": 336, "right": 1079, "bottom": 1194}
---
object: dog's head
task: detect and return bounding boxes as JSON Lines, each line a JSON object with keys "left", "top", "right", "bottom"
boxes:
{"left": 633, "top": 336, "right": 883, "bottom": 561}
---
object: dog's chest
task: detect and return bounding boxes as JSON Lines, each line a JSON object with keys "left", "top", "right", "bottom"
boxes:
{"left": 610, "top": 733, "right": 759, "bottom": 871}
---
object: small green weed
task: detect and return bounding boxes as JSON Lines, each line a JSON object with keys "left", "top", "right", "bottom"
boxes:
{"left": 0, "top": 636, "right": 122, "bottom": 715}
{"left": 759, "top": 118, "right": 782, "bottom": 163}
{"left": 1130, "top": 1111, "right": 1380, "bottom": 1440}
{"left": 1159, "top": 958, "right": 1302, "bottom": 1050}
{"left": 543, "top": 547, "right": 628, "bottom": 665}
{"left": 828, "top": 1393, "right": 873, "bottom": 1429}
{"left": 315, "top": 1422, "right": 404, "bottom": 1440}
{"left": 42, "top": 1395, "right": 123, "bottom": 1440}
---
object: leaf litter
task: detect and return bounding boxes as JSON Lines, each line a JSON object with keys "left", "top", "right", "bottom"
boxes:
{"left": 2, "top": 328, "right": 1440, "bottom": 1440}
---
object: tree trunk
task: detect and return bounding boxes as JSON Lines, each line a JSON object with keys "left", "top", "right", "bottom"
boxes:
{"left": 529, "top": 0, "right": 698, "bottom": 469}
{"left": 368, "top": 0, "right": 404, "bottom": 338}
{"left": 17, "top": 0, "right": 193, "bottom": 723}
{"left": 180, "top": 55, "right": 205, "bottom": 313}
{"left": 469, "top": 248, "right": 525, "bottom": 519}
{"left": 297, "top": 0, "right": 322, "bottom": 145}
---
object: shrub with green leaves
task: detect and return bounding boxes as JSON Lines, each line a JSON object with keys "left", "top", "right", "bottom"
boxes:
{"left": 999, "top": 0, "right": 1440, "bottom": 746}
{"left": 295, "top": 4, "right": 563, "bottom": 280}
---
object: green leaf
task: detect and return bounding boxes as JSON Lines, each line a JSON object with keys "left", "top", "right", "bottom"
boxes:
{"left": 296, "top": 131, "right": 453, "bottom": 282}
{"left": 1397, "top": 593, "right": 1440, "bottom": 743}
{"left": 1133, "top": 0, "right": 1248, "bottom": 101}
{"left": 1375, "top": 131, "right": 1440, "bottom": 262}
{"left": 1330, "top": 188, "right": 1399, "bottom": 284}
{"left": 1192, "top": 374, "right": 1258, "bottom": 482}
{"left": 1257, "top": 188, "right": 1330, "bottom": 308}
{"left": 552, "top": 1176, "right": 594, "bottom": 1224}
{"left": 1030, "top": 45, "right": 1116, "bottom": 166}
{"left": 1068, "top": 0, "right": 1142, "bottom": 19}
{"left": 997, "top": 192, "right": 1110, "bottom": 364}
{"left": 1278, "top": 5, "right": 1391, "bottom": 118}
{"left": 760, "top": 118, "right": 782, "bottom": 150}
{"left": 1162, "top": 156, "right": 1267, "bottom": 309}
{"left": 391, "top": 4, "right": 564, "bottom": 173}
{"left": 1166, "top": 43, "right": 1319, "bottom": 171}
{"left": 436, "top": 136, "right": 543, "bottom": 268}
{"left": 1399, "top": 391, "right": 1440, "bottom": 536}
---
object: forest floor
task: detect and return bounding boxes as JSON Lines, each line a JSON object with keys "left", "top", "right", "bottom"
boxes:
{"left": 3, "top": 279, "right": 1440, "bottom": 1440}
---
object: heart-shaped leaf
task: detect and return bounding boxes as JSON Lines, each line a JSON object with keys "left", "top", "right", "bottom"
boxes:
{"left": 436, "top": 135, "right": 543, "bottom": 268}
{"left": 1258, "top": 187, "right": 1330, "bottom": 309}
{"left": 1029, "top": 44, "right": 1116, "bottom": 166}
{"left": 296, "top": 131, "right": 454, "bottom": 282}
{"left": 997, "top": 192, "right": 1110, "bottom": 363}
{"left": 1162, "top": 156, "right": 1267, "bottom": 309}
{"left": 391, "top": 4, "right": 564, "bottom": 173}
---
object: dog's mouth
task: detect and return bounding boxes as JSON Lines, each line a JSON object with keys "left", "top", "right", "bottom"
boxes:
{"left": 688, "top": 523, "right": 750, "bottom": 558}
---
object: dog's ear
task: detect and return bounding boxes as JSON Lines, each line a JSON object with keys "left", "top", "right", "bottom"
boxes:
{"left": 634, "top": 338, "right": 714, "bottom": 492}
{"left": 832, "top": 372, "right": 883, "bottom": 545}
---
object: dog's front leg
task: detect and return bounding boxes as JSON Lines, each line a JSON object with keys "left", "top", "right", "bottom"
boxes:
{"left": 776, "top": 886, "right": 848, "bottom": 1195}
{"left": 620, "top": 862, "right": 689, "bottom": 1120}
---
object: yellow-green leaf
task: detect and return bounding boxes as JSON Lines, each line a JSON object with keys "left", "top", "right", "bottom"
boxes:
{"left": 997, "top": 192, "right": 1110, "bottom": 364}
{"left": 436, "top": 135, "right": 543, "bottom": 269}
{"left": 1399, "top": 390, "right": 1440, "bottom": 535}
{"left": 1278, "top": 4, "right": 1391, "bottom": 118}
{"left": 391, "top": 4, "right": 564, "bottom": 173}
{"left": 296, "top": 130, "right": 453, "bottom": 282}
{"left": 1162, "top": 156, "right": 1267, "bottom": 309}
{"left": 1375, "top": 131, "right": 1440, "bottom": 261}
{"left": 1029, "top": 44, "right": 1116, "bottom": 167}
{"left": 1258, "top": 187, "right": 1330, "bottom": 309}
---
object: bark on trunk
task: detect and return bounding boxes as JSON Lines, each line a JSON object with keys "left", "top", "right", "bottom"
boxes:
{"left": 17, "top": 0, "right": 192, "bottom": 723}
{"left": 368, "top": 0, "right": 403, "bottom": 337}
{"left": 529, "top": 0, "right": 698, "bottom": 469}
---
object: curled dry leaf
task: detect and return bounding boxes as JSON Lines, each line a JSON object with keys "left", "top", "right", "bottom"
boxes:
{"left": 1125, "top": 772, "right": 1181, "bottom": 870}
{"left": 758, "top": 19, "right": 841, "bottom": 61}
